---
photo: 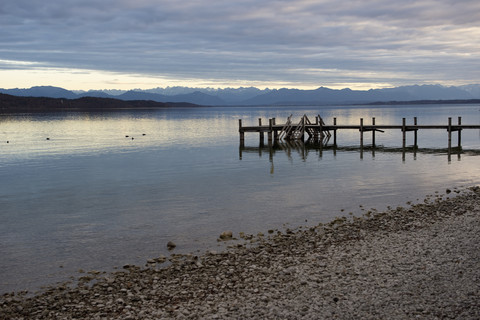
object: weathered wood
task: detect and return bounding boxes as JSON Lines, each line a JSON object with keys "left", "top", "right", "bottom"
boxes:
{"left": 239, "top": 115, "right": 480, "bottom": 149}
{"left": 333, "top": 117, "right": 337, "bottom": 146}
{"left": 279, "top": 114, "right": 293, "bottom": 140}
{"left": 314, "top": 116, "right": 319, "bottom": 140}
{"left": 240, "top": 123, "right": 480, "bottom": 131}
{"left": 239, "top": 119, "right": 244, "bottom": 147}
{"left": 360, "top": 118, "right": 364, "bottom": 148}
{"left": 258, "top": 118, "right": 264, "bottom": 145}
{"left": 448, "top": 117, "right": 452, "bottom": 152}
{"left": 458, "top": 116, "right": 462, "bottom": 148}
{"left": 372, "top": 117, "right": 376, "bottom": 147}
{"left": 273, "top": 118, "right": 278, "bottom": 141}
{"left": 414, "top": 117, "right": 418, "bottom": 148}
{"left": 268, "top": 118, "right": 273, "bottom": 144}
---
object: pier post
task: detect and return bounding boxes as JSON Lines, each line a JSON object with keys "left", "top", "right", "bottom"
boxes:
{"left": 372, "top": 117, "right": 376, "bottom": 147}
{"left": 318, "top": 116, "right": 323, "bottom": 144}
{"left": 414, "top": 117, "right": 418, "bottom": 149}
{"left": 258, "top": 118, "right": 264, "bottom": 146}
{"left": 333, "top": 117, "right": 337, "bottom": 146}
{"left": 402, "top": 117, "right": 406, "bottom": 161}
{"left": 448, "top": 117, "right": 452, "bottom": 152}
{"left": 268, "top": 118, "right": 273, "bottom": 145}
{"left": 314, "top": 116, "right": 319, "bottom": 141}
{"left": 360, "top": 118, "right": 364, "bottom": 148}
{"left": 273, "top": 118, "right": 278, "bottom": 141}
{"left": 239, "top": 119, "right": 245, "bottom": 147}
{"left": 458, "top": 116, "right": 462, "bottom": 148}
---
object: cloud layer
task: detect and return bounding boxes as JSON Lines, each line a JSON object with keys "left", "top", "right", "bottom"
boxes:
{"left": 1, "top": 0, "right": 480, "bottom": 89}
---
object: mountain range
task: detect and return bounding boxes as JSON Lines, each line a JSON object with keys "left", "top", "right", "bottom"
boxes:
{"left": 1, "top": 84, "right": 480, "bottom": 106}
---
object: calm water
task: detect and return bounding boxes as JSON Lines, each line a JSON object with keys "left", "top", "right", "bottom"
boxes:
{"left": 1, "top": 104, "right": 480, "bottom": 293}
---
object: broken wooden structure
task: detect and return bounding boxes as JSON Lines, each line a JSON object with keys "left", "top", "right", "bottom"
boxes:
{"left": 239, "top": 115, "right": 480, "bottom": 153}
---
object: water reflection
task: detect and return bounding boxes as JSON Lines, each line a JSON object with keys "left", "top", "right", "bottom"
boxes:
{"left": 0, "top": 109, "right": 238, "bottom": 163}
{"left": 239, "top": 140, "right": 480, "bottom": 171}
{"left": 1, "top": 105, "right": 479, "bottom": 294}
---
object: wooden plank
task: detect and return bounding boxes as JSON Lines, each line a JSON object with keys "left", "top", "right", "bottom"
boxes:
{"left": 240, "top": 124, "right": 480, "bottom": 132}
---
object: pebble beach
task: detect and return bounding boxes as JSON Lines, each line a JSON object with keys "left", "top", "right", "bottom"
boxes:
{"left": 1, "top": 186, "right": 479, "bottom": 319}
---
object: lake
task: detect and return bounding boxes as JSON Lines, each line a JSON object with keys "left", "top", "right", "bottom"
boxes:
{"left": 1, "top": 104, "right": 480, "bottom": 294}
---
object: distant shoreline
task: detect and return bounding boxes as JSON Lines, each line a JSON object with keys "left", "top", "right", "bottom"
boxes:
{"left": 0, "top": 93, "right": 199, "bottom": 113}
{"left": 364, "top": 98, "right": 480, "bottom": 106}
{"left": 2, "top": 92, "right": 480, "bottom": 113}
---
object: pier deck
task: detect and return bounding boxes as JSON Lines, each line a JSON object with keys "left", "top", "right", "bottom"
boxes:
{"left": 241, "top": 124, "right": 480, "bottom": 131}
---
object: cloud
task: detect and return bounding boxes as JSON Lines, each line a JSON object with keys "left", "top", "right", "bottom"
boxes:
{"left": 1, "top": 0, "right": 480, "bottom": 89}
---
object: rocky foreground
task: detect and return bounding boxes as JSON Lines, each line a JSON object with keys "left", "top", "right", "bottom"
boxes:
{"left": 2, "top": 186, "right": 480, "bottom": 319}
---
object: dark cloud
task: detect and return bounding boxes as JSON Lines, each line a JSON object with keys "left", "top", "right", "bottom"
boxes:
{"left": 1, "top": 0, "right": 480, "bottom": 88}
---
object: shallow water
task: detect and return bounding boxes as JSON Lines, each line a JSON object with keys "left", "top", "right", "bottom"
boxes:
{"left": 1, "top": 104, "right": 479, "bottom": 293}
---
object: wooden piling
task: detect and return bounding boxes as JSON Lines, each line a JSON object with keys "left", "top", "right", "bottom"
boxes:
{"left": 360, "top": 118, "right": 364, "bottom": 148}
{"left": 458, "top": 116, "right": 462, "bottom": 148}
{"left": 268, "top": 118, "right": 273, "bottom": 145}
{"left": 333, "top": 117, "right": 337, "bottom": 146}
{"left": 402, "top": 118, "right": 406, "bottom": 161}
{"left": 372, "top": 117, "right": 376, "bottom": 147}
{"left": 258, "top": 118, "right": 264, "bottom": 145}
{"left": 448, "top": 117, "right": 452, "bottom": 152}
{"left": 318, "top": 116, "right": 323, "bottom": 143}
{"left": 239, "top": 119, "right": 244, "bottom": 147}
{"left": 273, "top": 118, "right": 278, "bottom": 141}
{"left": 413, "top": 117, "right": 418, "bottom": 148}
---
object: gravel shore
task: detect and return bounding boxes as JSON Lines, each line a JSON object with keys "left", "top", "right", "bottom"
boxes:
{"left": 2, "top": 186, "right": 479, "bottom": 319}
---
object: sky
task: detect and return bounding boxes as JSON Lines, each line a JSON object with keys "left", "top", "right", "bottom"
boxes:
{"left": 1, "top": 0, "right": 480, "bottom": 91}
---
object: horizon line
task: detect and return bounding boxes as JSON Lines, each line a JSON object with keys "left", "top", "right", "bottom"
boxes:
{"left": 2, "top": 83, "right": 479, "bottom": 93}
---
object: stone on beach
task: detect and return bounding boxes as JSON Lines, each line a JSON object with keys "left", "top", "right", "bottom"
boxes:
{"left": 166, "top": 241, "right": 176, "bottom": 250}
{"left": 219, "top": 230, "right": 233, "bottom": 240}
{"left": 1, "top": 186, "right": 480, "bottom": 319}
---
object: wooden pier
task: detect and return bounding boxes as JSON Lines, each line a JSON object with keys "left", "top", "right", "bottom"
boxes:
{"left": 239, "top": 115, "right": 480, "bottom": 152}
